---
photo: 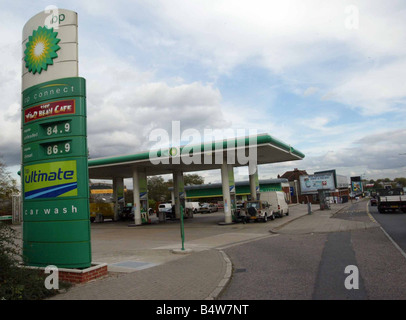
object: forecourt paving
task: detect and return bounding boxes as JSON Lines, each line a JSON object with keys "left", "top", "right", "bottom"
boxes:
{"left": 48, "top": 200, "right": 390, "bottom": 300}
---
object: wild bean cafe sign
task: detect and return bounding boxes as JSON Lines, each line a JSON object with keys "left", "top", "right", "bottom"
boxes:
{"left": 21, "top": 9, "right": 91, "bottom": 268}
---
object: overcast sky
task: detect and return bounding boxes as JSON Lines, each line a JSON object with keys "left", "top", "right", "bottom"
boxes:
{"left": 1, "top": 0, "right": 406, "bottom": 186}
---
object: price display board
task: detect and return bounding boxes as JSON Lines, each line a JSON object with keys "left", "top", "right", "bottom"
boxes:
{"left": 21, "top": 77, "right": 91, "bottom": 268}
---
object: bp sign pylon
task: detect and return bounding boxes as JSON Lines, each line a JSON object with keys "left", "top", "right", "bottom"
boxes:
{"left": 21, "top": 9, "right": 91, "bottom": 268}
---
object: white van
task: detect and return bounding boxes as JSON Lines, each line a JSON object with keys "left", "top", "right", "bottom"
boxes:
{"left": 259, "top": 191, "right": 289, "bottom": 217}
{"left": 185, "top": 202, "right": 200, "bottom": 213}
{"left": 158, "top": 203, "right": 172, "bottom": 212}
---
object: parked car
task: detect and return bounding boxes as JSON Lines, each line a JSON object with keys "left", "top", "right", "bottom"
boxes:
{"left": 208, "top": 204, "right": 218, "bottom": 213}
{"left": 119, "top": 206, "right": 134, "bottom": 220}
{"left": 242, "top": 200, "right": 274, "bottom": 222}
{"left": 197, "top": 203, "right": 210, "bottom": 213}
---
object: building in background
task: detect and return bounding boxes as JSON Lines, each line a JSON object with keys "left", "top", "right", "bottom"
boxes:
{"left": 279, "top": 168, "right": 308, "bottom": 203}
{"left": 280, "top": 169, "right": 349, "bottom": 204}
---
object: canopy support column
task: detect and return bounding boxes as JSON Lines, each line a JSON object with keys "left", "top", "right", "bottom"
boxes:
{"left": 113, "top": 177, "right": 124, "bottom": 221}
{"left": 132, "top": 169, "right": 142, "bottom": 225}
{"left": 249, "top": 165, "right": 259, "bottom": 200}
{"left": 221, "top": 161, "right": 233, "bottom": 224}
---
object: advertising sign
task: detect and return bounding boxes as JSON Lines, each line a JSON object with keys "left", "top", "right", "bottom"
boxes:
{"left": 336, "top": 174, "right": 349, "bottom": 189}
{"left": 300, "top": 172, "right": 336, "bottom": 194}
{"left": 21, "top": 9, "right": 91, "bottom": 268}
{"left": 350, "top": 176, "right": 363, "bottom": 194}
{"left": 23, "top": 160, "right": 78, "bottom": 199}
{"left": 351, "top": 181, "right": 362, "bottom": 193}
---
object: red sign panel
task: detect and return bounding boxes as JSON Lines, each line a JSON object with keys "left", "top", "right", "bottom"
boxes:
{"left": 24, "top": 99, "right": 75, "bottom": 123}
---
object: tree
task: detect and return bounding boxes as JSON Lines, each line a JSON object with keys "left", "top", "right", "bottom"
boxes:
{"left": 147, "top": 176, "right": 171, "bottom": 203}
{"left": 146, "top": 174, "right": 204, "bottom": 204}
{"left": 0, "top": 159, "right": 19, "bottom": 215}
{"left": 0, "top": 222, "right": 71, "bottom": 299}
{"left": 394, "top": 177, "right": 406, "bottom": 188}
{"left": 184, "top": 174, "right": 204, "bottom": 186}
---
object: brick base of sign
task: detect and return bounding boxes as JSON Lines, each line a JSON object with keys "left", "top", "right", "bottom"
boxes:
{"left": 58, "top": 263, "right": 108, "bottom": 284}
{"left": 25, "top": 263, "right": 108, "bottom": 284}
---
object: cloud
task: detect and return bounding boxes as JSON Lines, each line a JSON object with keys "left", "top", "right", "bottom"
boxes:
{"left": 324, "top": 58, "right": 406, "bottom": 115}
{"left": 302, "top": 128, "right": 406, "bottom": 175}
{"left": 87, "top": 78, "right": 228, "bottom": 158}
{"left": 304, "top": 87, "right": 319, "bottom": 97}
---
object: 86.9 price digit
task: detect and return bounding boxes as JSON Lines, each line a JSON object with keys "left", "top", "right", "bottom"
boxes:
{"left": 46, "top": 142, "right": 71, "bottom": 155}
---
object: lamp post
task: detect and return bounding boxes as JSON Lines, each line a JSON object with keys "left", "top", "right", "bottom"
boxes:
{"left": 294, "top": 180, "right": 299, "bottom": 204}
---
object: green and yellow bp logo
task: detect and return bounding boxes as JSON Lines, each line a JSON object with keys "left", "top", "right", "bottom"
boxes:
{"left": 24, "top": 26, "right": 61, "bottom": 74}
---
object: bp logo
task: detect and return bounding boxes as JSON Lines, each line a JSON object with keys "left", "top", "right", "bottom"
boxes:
{"left": 24, "top": 26, "right": 61, "bottom": 74}
{"left": 169, "top": 147, "right": 178, "bottom": 157}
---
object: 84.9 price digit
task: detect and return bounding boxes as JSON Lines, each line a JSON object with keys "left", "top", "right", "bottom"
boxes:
{"left": 46, "top": 122, "right": 70, "bottom": 136}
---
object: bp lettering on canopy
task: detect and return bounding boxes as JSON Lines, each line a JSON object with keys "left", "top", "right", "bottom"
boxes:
{"left": 21, "top": 9, "right": 91, "bottom": 268}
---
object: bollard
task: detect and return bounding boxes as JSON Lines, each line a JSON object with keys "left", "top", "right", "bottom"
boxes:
{"left": 180, "top": 206, "right": 185, "bottom": 251}
{"left": 307, "top": 201, "right": 312, "bottom": 215}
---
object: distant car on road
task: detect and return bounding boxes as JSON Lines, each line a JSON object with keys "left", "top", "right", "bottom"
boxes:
{"left": 370, "top": 198, "right": 377, "bottom": 206}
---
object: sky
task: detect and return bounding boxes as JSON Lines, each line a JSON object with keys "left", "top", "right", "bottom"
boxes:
{"left": 1, "top": 0, "right": 406, "bottom": 187}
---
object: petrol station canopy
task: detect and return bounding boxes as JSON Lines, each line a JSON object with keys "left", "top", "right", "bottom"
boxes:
{"left": 88, "top": 133, "right": 305, "bottom": 179}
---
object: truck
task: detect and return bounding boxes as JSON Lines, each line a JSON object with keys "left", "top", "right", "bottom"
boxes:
{"left": 90, "top": 202, "right": 115, "bottom": 222}
{"left": 376, "top": 188, "right": 406, "bottom": 214}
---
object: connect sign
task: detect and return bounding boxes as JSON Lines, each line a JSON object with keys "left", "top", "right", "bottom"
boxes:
{"left": 21, "top": 9, "right": 91, "bottom": 269}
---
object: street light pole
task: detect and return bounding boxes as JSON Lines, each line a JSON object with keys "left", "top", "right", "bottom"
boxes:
{"left": 294, "top": 180, "right": 299, "bottom": 204}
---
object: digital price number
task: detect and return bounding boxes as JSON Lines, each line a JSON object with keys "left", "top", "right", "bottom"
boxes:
{"left": 43, "top": 121, "right": 71, "bottom": 137}
{"left": 44, "top": 141, "right": 72, "bottom": 156}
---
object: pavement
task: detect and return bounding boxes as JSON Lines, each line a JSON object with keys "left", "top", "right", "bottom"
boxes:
{"left": 44, "top": 199, "right": 387, "bottom": 300}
